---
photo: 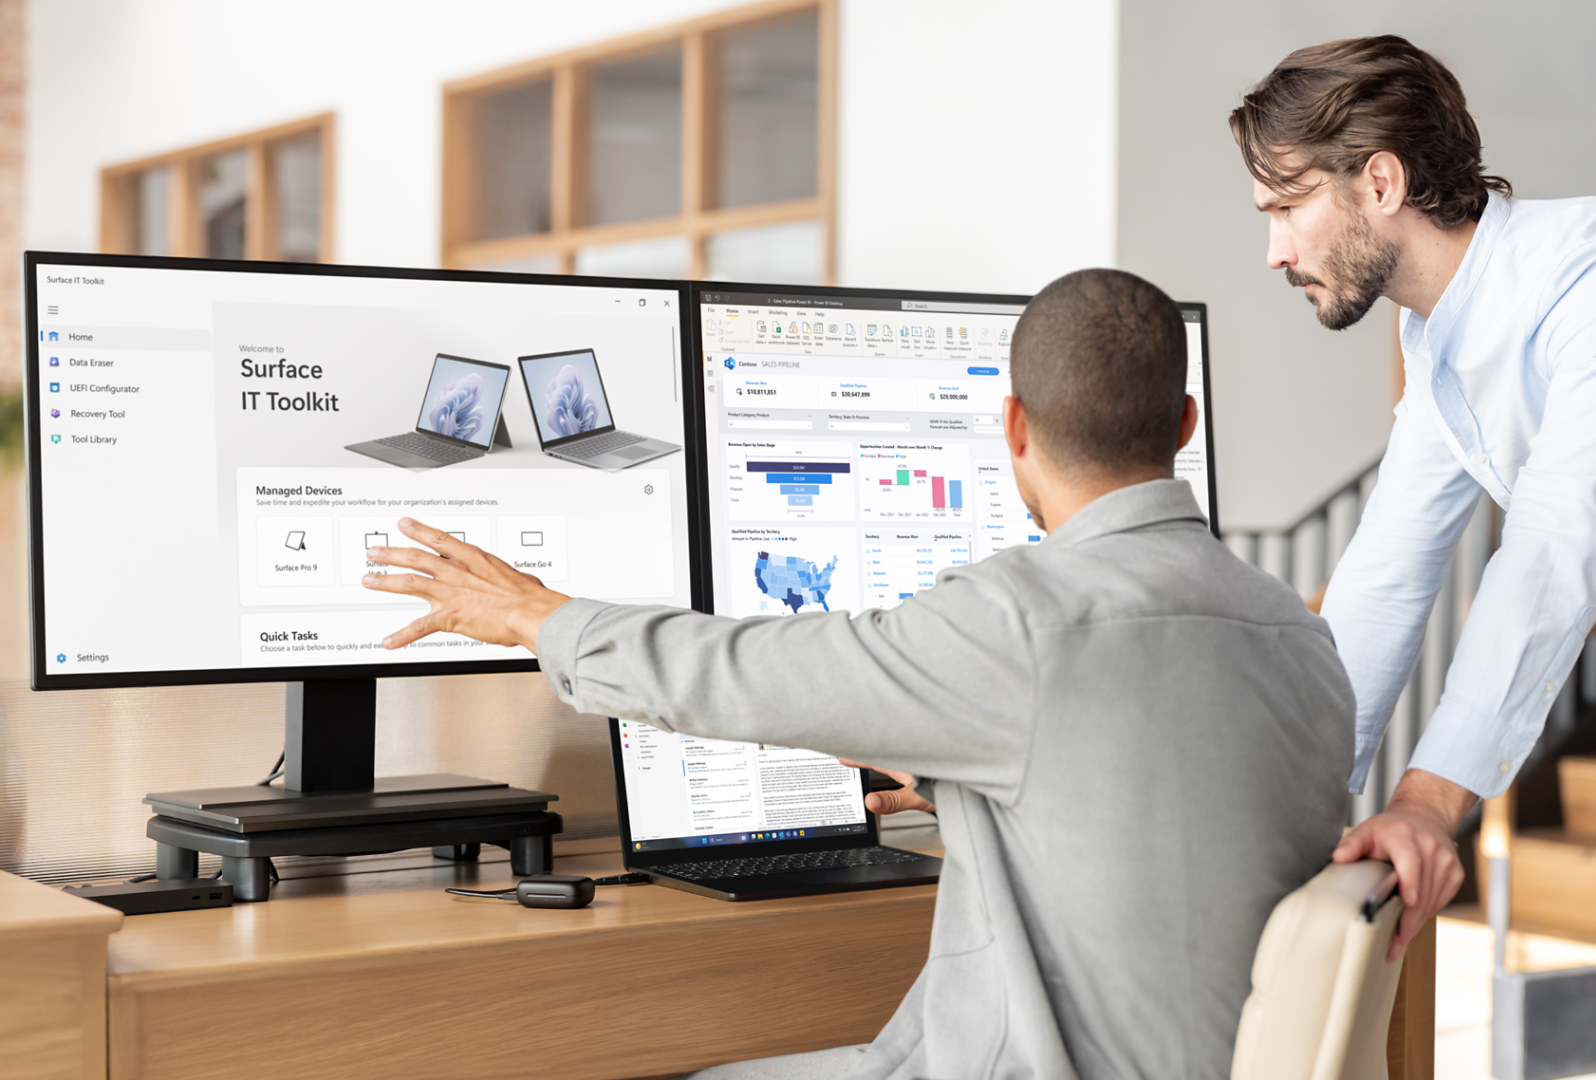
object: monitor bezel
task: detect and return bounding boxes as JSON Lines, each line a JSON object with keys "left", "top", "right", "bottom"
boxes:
{"left": 410, "top": 352, "right": 514, "bottom": 450}
{"left": 1180, "top": 301, "right": 1221, "bottom": 537}
{"left": 516, "top": 347, "right": 621, "bottom": 451}
{"left": 24, "top": 250, "right": 702, "bottom": 690}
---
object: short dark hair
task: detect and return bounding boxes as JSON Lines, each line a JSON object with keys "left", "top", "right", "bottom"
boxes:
{"left": 1230, "top": 36, "right": 1510, "bottom": 229}
{"left": 1010, "top": 269, "right": 1187, "bottom": 475}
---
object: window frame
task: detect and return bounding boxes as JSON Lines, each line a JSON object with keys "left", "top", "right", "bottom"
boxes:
{"left": 440, "top": 0, "right": 836, "bottom": 280}
{"left": 99, "top": 113, "right": 337, "bottom": 262}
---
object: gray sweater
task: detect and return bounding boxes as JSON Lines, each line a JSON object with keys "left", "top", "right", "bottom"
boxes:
{"left": 537, "top": 479, "right": 1354, "bottom": 1080}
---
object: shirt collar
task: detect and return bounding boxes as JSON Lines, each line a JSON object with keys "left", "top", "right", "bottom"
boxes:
{"left": 1407, "top": 190, "right": 1512, "bottom": 354}
{"left": 1046, "top": 478, "right": 1210, "bottom": 548}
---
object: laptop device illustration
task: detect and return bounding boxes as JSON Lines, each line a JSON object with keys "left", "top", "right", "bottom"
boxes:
{"left": 519, "top": 348, "right": 679, "bottom": 470}
{"left": 609, "top": 718, "right": 941, "bottom": 901}
{"left": 347, "top": 353, "right": 513, "bottom": 469}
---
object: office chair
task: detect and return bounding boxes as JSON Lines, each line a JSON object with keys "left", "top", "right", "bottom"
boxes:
{"left": 1230, "top": 860, "right": 1405, "bottom": 1080}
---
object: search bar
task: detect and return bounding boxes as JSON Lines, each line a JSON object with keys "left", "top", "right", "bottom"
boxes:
{"left": 828, "top": 420, "right": 912, "bottom": 432}
{"left": 726, "top": 418, "right": 814, "bottom": 431}
{"left": 901, "top": 300, "right": 1026, "bottom": 315}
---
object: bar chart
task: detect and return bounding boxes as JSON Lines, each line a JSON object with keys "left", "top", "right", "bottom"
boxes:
{"left": 723, "top": 440, "right": 855, "bottom": 521}
{"left": 856, "top": 443, "right": 972, "bottom": 522}
{"left": 748, "top": 458, "right": 852, "bottom": 513}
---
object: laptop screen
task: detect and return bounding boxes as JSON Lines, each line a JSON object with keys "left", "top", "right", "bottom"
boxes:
{"left": 414, "top": 354, "right": 511, "bottom": 448}
{"left": 520, "top": 349, "right": 617, "bottom": 446}
{"left": 618, "top": 719, "right": 869, "bottom": 852}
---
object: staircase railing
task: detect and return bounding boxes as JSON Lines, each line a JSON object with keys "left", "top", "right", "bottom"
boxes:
{"left": 1220, "top": 459, "right": 1590, "bottom": 822}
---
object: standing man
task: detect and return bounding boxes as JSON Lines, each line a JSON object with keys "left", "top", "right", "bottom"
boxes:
{"left": 1232, "top": 36, "right": 1596, "bottom": 959}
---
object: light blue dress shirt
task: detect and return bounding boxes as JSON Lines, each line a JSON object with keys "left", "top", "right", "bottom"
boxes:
{"left": 1321, "top": 192, "right": 1596, "bottom": 799}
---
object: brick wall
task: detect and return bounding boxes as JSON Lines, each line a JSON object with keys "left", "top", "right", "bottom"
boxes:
{"left": 0, "top": 0, "right": 22, "bottom": 391}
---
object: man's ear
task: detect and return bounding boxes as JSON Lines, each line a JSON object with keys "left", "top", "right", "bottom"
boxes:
{"left": 1364, "top": 151, "right": 1408, "bottom": 218}
{"left": 1003, "top": 395, "right": 1028, "bottom": 460}
{"left": 1176, "top": 394, "right": 1199, "bottom": 452}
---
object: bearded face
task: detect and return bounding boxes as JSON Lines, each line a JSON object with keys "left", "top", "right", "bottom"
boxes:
{"left": 1284, "top": 192, "right": 1400, "bottom": 331}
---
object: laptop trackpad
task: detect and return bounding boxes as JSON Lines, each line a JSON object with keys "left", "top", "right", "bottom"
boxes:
{"left": 611, "top": 445, "right": 654, "bottom": 459}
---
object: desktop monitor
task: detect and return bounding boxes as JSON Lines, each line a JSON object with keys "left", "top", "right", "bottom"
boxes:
{"left": 606, "top": 281, "right": 1217, "bottom": 857}
{"left": 23, "top": 252, "right": 699, "bottom": 813}
{"left": 691, "top": 283, "right": 1217, "bottom": 618}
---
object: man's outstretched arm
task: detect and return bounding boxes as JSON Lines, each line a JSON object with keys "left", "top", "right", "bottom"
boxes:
{"left": 364, "top": 517, "right": 1035, "bottom": 800}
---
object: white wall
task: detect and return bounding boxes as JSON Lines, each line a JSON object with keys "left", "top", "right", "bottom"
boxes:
{"left": 24, "top": 0, "right": 753, "bottom": 263}
{"left": 1118, "top": 0, "right": 1596, "bottom": 530}
{"left": 34, "top": 1, "right": 1589, "bottom": 533}
{"left": 836, "top": 0, "right": 1118, "bottom": 294}
{"left": 25, "top": 0, "right": 1120, "bottom": 288}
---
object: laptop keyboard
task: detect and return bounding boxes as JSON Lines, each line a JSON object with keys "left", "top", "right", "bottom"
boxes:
{"left": 651, "top": 846, "right": 926, "bottom": 881}
{"left": 562, "top": 430, "right": 647, "bottom": 459}
{"left": 375, "top": 433, "right": 479, "bottom": 464}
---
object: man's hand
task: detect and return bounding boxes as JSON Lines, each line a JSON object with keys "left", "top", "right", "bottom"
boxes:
{"left": 838, "top": 760, "right": 935, "bottom": 815}
{"left": 362, "top": 517, "right": 572, "bottom": 651}
{"left": 1335, "top": 768, "right": 1477, "bottom": 962}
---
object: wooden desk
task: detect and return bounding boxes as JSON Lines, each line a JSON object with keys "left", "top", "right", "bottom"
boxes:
{"left": 0, "top": 870, "right": 124, "bottom": 1080}
{"left": 104, "top": 834, "right": 941, "bottom": 1080}
{"left": 12, "top": 824, "right": 1430, "bottom": 1080}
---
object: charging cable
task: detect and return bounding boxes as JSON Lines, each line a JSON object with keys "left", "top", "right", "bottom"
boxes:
{"left": 593, "top": 872, "right": 651, "bottom": 886}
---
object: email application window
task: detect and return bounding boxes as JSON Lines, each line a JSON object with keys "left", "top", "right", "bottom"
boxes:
{"left": 617, "top": 719, "right": 869, "bottom": 851}
{"left": 697, "top": 294, "right": 1211, "bottom": 620}
{"left": 34, "top": 265, "right": 688, "bottom": 676}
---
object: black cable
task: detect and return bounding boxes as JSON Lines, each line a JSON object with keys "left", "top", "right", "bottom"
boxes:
{"left": 445, "top": 887, "right": 518, "bottom": 900}
{"left": 127, "top": 868, "right": 224, "bottom": 883}
{"left": 130, "top": 867, "right": 250, "bottom": 885}
{"left": 594, "top": 873, "right": 652, "bottom": 886}
{"left": 257, "top": 749, "right": 286, "bottom": 787}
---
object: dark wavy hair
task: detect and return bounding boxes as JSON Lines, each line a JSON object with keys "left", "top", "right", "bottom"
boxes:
{"left": 1230, "top": 36, "right": 1510, "bottom": 229}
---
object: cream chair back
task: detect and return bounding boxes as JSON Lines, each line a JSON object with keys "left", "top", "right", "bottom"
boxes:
{"left": 1231, "top": 860, "right": 1406, "bottom": 1080}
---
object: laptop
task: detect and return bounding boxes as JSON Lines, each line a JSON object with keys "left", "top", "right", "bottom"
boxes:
{"left": 608, "top": 718, "right": 942, "bottom": 901}
{"left": 519, "top": 348, "right": 680, "bottom": 470}
{"left": 347, "top": 353, "right": 512, "bottom": 468}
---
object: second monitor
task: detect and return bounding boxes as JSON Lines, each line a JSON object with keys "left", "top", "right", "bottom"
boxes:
{"left": 692, "top": 283, "right": 1216, "bottom": 619}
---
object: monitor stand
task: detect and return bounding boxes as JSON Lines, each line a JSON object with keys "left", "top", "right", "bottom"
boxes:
{"left": 142, "top": 678, "right": 560, "bottom": 901}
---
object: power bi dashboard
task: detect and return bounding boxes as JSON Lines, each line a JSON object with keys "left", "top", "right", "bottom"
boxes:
{"left": 696, "top": 288, "right": 1213, "bottom": 619}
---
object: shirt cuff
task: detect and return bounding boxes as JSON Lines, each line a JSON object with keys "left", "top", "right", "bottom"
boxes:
{"left": 1408, "top": 700, "right": 1519, "bottom": 800}
{"left": 1347, "top": 732, "right": 1381, "bottom": 795}
{"left": 534, "top": 597, "right": 612, "bottom": 707}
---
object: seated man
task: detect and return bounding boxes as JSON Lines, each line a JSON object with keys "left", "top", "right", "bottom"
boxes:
{"left": 364, "top": 269, "right": 1354, "bottom": 1079}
